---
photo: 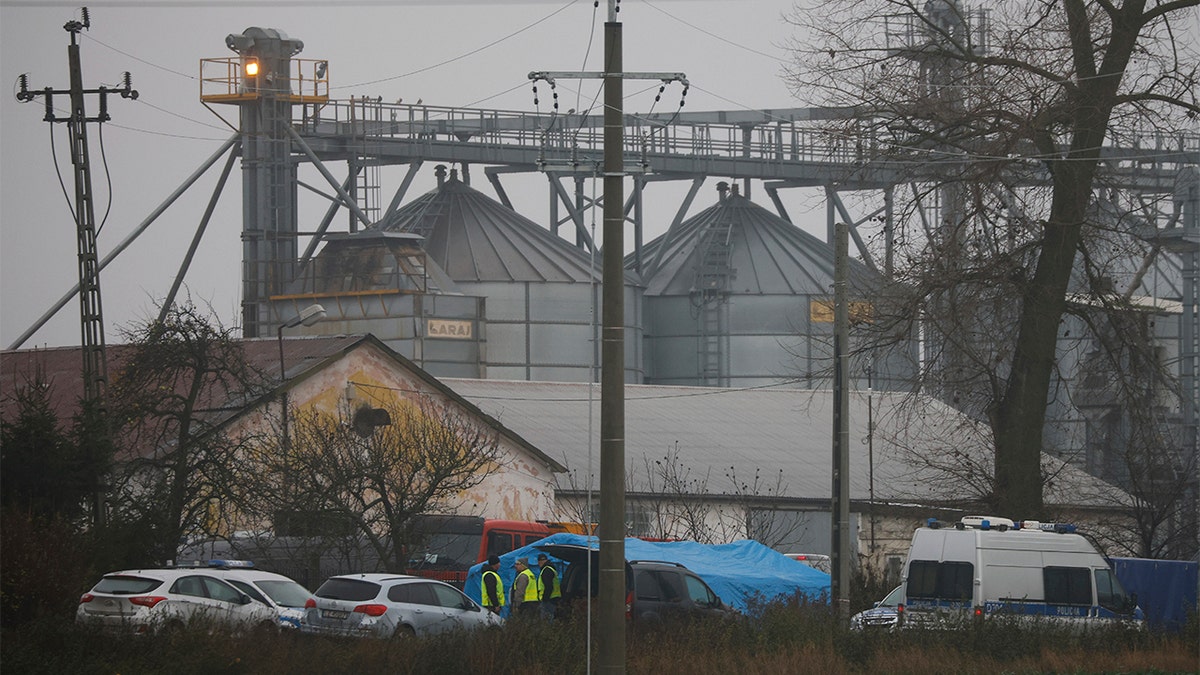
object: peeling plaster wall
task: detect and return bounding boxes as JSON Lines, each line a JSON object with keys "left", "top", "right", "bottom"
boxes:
{"left": 229, "top": 341, "right": 557, "bottom": 529}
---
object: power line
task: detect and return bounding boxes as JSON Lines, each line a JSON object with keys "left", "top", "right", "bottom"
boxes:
{"left": 335, "top": 0, "right": 582, "bottom": 90}
{"left": 82, "top": 33, "right": 196, "bottom": 80}
{"left": 637, "top": 0, "right": 790, "bottom": 65}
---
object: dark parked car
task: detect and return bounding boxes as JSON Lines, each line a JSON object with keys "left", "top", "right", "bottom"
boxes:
{"left": 850, "top": 584, "right": 904, "bottom": 630}
{"left": 536, "top": 543, "right": 731, "bottom": 621}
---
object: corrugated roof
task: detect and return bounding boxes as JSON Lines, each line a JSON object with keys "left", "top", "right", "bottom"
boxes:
{"left": 442, "top": 378, "right": 1125, "bottom": 509}
{"left": 634, "top": 189, "right": 876, "bottom": 296}
{"left": 1, "top": 336, "right": 564, "bottom": 473}
{"left": 1, "top": 335, "right": 361, "bottom": 423}
{"left": 373, "top": 172, "right": 606, "bottom": 284}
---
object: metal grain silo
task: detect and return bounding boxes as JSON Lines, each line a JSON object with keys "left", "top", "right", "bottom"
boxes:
{"left": 376, "top": 166, "right": 644, "bottom": 383}
{"left": 636, "top": 183, "right": 916, "bottom": 390}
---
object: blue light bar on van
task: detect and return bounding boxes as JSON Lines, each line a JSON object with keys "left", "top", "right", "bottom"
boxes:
{"left": 208, "top": 559, "right": 254, "bottom": 569}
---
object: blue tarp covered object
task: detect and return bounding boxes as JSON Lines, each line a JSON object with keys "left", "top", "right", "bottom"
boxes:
{"left": 1111, "top": 557, "right": 1198, "bottom": 632}
{"left": 464, "top": 533, "right": 830, "bottom": 616}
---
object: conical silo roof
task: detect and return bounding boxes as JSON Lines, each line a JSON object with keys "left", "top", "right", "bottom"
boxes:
{"left": 374, "top": 168, "right": 604, "bottom": 284}
{"left": 634, "top": 184, "right": 875, "bottom": 296}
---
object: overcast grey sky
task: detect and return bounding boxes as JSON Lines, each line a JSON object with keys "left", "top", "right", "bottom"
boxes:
{"left": 1, "top": 0, "right": 817, "bottom": 349}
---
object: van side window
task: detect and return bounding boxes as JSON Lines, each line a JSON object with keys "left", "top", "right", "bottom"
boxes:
{"left": 907, "top": 560, "right": 973, "bottom": 601}
{"left": 486, "top": 532, "right": 514, "bottom": 558}
{"left": 1044, "top": 566, "right": 1092, "bottom": 605}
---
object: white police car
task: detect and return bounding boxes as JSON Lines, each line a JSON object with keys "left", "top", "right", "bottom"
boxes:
{"left": 205, "top": 560, "right": 313, "bottom": 630}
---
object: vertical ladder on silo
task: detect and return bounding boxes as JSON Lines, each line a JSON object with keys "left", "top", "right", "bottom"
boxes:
{"left": 349, "top": 97, "right": 382, "bottom": 225}
{"left": 405, "top": 195, "right": 447, "bottom": 241}
{"left": 694, "top": 221, "right": 735, "bottom": 386}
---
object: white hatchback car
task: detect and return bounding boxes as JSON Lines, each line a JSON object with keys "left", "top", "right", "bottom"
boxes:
{"left": 76, "top": 566, "right": 279, "bottom": 634}
{"left": 302, "top": 573, "right": 502, "bottom": 638}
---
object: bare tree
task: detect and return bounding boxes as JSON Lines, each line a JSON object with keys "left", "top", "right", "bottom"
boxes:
{"left": 636, "top": 444, "right": 719, "bottom": 542}
{"left": 1074, "top": 305, "right": 1198, "bottom": 558}
{"left": 724, "top": 465, "right": 809, "bottom": 550}
{"left": 107, "top": 302, "right": 268, "bottom": 563}
{"left": 554, "top": 445, "right": 809, "bottom": 549}
{"left": 786, "top": 0, "right": 1199, "bottom": 518}
{"left": 244, "top": 395, "right": 505, "bottom": 571}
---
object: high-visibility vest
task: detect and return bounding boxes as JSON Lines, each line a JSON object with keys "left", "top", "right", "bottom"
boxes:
{"left": 482, "top": 569, "right": 505, "bottom": 607}
{"left": 538, "top": 564, "right": 562, "bottom": 600}
{"left": 519, "top": 568, "right": 540, "bottom": 602}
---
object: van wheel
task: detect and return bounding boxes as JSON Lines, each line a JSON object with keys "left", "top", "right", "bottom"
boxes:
{"left": 394, "top": 624, "right": 416, "bottom": 639}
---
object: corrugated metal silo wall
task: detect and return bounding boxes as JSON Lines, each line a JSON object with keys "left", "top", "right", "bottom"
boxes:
{"left": 644, "top": 293, "right": 918, "bottom": 390}
{"left": 459, "top": 280, "right": 643, "bottom": 383}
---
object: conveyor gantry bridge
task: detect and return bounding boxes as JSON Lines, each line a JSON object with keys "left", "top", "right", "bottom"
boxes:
{"left": 294, "top": 98, "right": 1198, "bottom": 236}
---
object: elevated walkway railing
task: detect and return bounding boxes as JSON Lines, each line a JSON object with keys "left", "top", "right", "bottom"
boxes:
{"left": 293, "top": 98, "right": 1198, "bottom": 185}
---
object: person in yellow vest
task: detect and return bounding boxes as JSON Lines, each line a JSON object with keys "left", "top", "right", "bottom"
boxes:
{"left": 480, "top": 554, "right": 505, "bottom": 615}
{"left": 511, "top": 557, "right": 540, "bottom": 617}
{"left": 536, "top": 553, "right": 562, "bottom": 619}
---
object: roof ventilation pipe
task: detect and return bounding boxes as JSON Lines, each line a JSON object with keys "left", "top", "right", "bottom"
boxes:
{"left": 716, "top": 181, "right": 729, "bottom": 202}
{"left": 435, "top": 164, "right": 448, "bottom": 187}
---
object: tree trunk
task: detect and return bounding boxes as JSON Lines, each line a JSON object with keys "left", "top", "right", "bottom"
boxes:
{"left": 992, "top": 0, "right": 1145, "bottom": 517}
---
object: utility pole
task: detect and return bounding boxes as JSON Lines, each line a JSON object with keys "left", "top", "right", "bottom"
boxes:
{"left": 831, "top": 221, "right": 851, "bottom": 621}
{"left": 529, "top": 3, "right": 685, "bottom": 670}
{"left": 17, "top": 7, "right": 138, "bottom": 527}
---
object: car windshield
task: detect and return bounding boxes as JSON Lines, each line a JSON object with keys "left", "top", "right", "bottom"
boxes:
{"left": 254, "top": 579, "right": 313, "bottom": 608}
{"left": 880, "top": 585, "right": 904, "bottom": 607}
{"left": 93, "top": 575, "right": 162, "bottom": 595}
{"left": 228, "top": 580, "right": 269, "bottom": 605}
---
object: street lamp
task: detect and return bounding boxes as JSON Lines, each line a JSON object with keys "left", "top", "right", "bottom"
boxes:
{"left": 277, "top": 303, "right": 328, "bottom": 380}
{"left": 277, "top": 303, "right": 326, "bottom": 535}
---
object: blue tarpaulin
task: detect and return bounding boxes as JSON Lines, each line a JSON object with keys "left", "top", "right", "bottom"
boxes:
{"left": 464, "top": 533, "right": 830, "bottom": 615}
{"left": 1111, "top": 557, "right": 1198, "bottom": 632}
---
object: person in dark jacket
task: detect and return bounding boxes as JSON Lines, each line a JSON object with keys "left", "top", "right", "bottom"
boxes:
{"left": 481, "top": 554, "right": 505, "bottom": 614}
{"left": 536, "top": 553, "right": 562, "bottom": 619}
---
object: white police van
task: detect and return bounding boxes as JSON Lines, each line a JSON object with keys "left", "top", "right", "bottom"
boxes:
{"left": 900, "top": 516, "right": 1143, "bottom": 627}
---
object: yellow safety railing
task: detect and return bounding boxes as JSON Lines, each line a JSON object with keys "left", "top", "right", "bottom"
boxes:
{"left": 200, "top": 57, "right": 329, "bottom": 104}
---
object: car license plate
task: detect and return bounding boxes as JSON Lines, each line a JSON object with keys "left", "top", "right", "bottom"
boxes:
{"left": 321, "top": 609, "right": 350, "bottom": 620}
